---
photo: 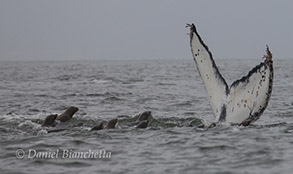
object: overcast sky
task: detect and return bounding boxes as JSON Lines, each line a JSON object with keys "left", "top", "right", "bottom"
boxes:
{"left": 0, "top": 0, "right": 292, "bottom": 61}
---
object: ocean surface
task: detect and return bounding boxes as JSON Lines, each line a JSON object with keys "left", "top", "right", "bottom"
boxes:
{"left": 0, "top": 59, "right": 292, "bottom": 174}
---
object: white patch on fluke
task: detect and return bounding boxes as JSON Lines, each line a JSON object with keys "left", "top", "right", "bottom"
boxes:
{"left": 188, "top": 23, "right": 273, "bottom": 125}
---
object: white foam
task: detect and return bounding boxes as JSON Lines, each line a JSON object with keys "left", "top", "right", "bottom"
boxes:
{"left": 37, "top": 129, "right": 48, "bottom": 136}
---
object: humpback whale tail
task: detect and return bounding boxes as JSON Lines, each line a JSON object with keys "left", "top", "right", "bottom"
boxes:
{"left": 187, "top": 23, "right": 273, "bottom": 125}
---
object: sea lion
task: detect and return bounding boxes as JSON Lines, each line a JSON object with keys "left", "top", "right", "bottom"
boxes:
{"left": 126, "top": 111, "right": 152, "bottom": 126}
{"left": 134, "top": 112, "right": 151, "bottom": 129}
{"left": 41, "top": 114, "right": 58, "bottom": 127}
{"left": 91, "top": 118, "right": 118, "bottom": 131}
{"left": 116, "top": 111, "right": 152, "bottom": 128}
{"left": 90, "top": 123, "right": 104, "bottom": 131}
{"left": 137, "top": 111, "right": 152, "bottom": 122}
{"left": 56, "top": 106, "right": 79, "bottom": 122}
{"left": 136, "top": 120, "right": 148, "bottom": 129}
{"left": 105, "top": 118, "right": 118, "bottom": 129}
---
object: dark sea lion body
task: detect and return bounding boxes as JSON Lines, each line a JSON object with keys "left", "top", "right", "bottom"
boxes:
{"left": 42, "top": 114, "right": 58, "bottom": 127}
{"left": 56, "top": 106, "right": 79, "bottom": 122}
{"left": 136, "top": 120, "right": 148, "bottom": 129}
{"left": 90, "top": 123, "right": 104, "bottom": 131}
{"left": 105, "top": 118, "right": 118, "bottom": 129}
{"left": 47, "top": 128, "right": 67, "bottom": 133}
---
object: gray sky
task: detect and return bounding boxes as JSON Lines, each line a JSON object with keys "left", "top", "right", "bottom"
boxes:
{"left": 0, "top": 0, "right": 292, "bottom": 60}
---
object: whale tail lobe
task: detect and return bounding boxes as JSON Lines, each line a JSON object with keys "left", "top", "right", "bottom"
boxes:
{"left": 188, "top": 23, "right": 273, "bottom": 124}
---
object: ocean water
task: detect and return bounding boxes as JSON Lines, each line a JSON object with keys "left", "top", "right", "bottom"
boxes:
{"left": 0, "top": 59, "right": 292, "bottom": 174}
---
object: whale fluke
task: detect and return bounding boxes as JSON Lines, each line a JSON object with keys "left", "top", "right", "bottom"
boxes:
{"left": 188, "top": 23, "right": 273, "bottom": 124}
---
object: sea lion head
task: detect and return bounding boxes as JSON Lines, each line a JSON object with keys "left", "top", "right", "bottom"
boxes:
{"left": 65, "top": 106, "right": 79, "bottom": 115}
{"left": 42, "top": 114, "right": 58, "bottom": 127}
{"left": 56, "top": 106, "right": 79, "bottom": 122}
{"left": 105, "top": 118, "right": 118, "bottom": 129}
{"left": 137, "top": 111, "right": 152, "bottom": 122}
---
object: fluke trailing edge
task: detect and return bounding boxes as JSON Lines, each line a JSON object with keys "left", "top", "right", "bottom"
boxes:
{"left": 187, "top": 23, "right": 273, "bottom": 125}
